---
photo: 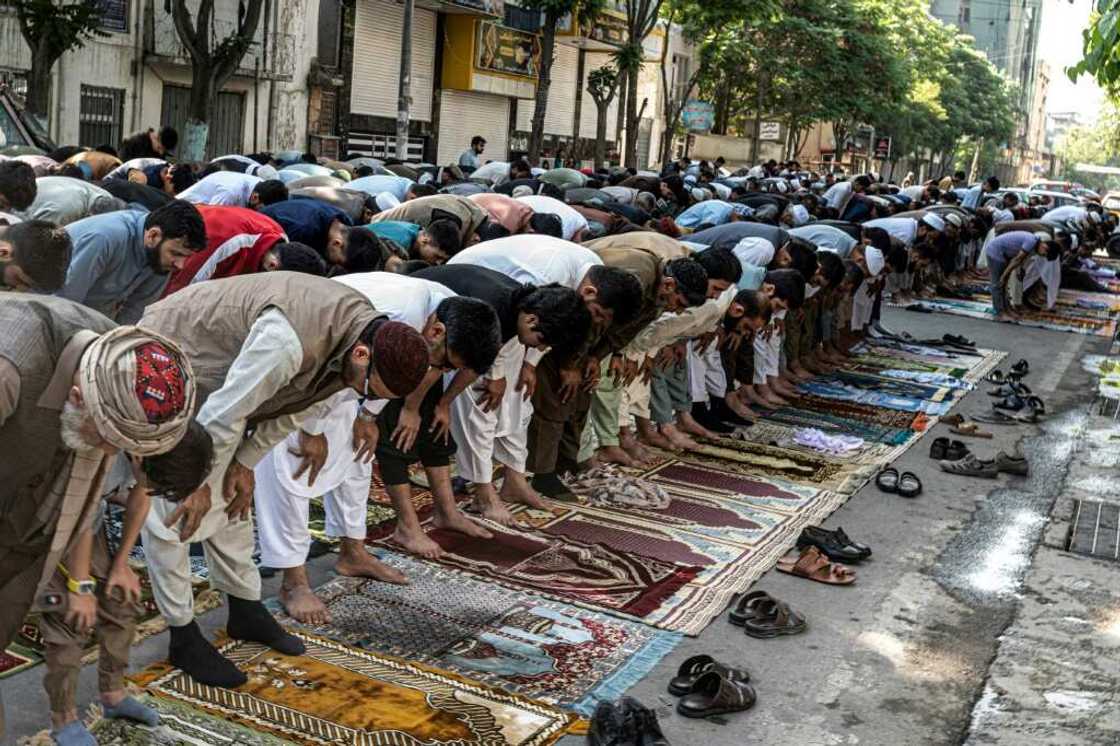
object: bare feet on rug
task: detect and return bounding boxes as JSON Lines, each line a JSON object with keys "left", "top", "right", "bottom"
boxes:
{"left": 280, "top": 583, "right": 331, "bottom": 625}
{"left": 757, "top": 384, "right": 789, "bottom": 408}
{"left": 432, "top": 508, "right": 494, "bottom": 540}
{"left": 660, "top": 423, "right": 699, "bottom": 451}
{"left": 335, "top": 539, "right": 408, "bottom": 584}
{"left": 392, "top": 523, "right": 445, "bottom": 559}
{"left": 725, "top": 391, "right": 758, "bottom": 420}
{"left": 676, "top": 412, "right": 715, "bottom": 440}
{"left": 636, "top": 418, "right": 675, "bottom": 450}
{"left": 577, "top": 455, "right": 602, "bottom": 472}
{"left": 789, "top": 363, "right": 814, "bottom": 382}
{"left": 500, "top": 471, "right": 549, "bottom": 510}
{"left": 743, "top": 386, "right": 775, "bottom": 410}
{"left": 620, "top": 431, "right": 654, "bottom": 464}
{"left": 597, "top": 444, "right": 637, "bottom": 467}
{"left": 470, "top": 484, "right": 517, "bottom": 527}
{"left": 994, "top": 312, "right": 1016, "bottom": 323}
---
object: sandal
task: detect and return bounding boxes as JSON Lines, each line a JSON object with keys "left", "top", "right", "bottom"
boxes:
{"left": 676, "top": 671, "right": 757, "bottom": 718}
{"left": 972, "top": 409, "right": 1022, "bottom": 425}
{"left": 985, "top": 370, "right": 1006, "bottom": 385}
{"left": 941, "top": 413, "right": 966, "bottom": 426}
{"left": 929, "top": 436, "right": 950, "bottom": 459}
{"left": 776, "top": 546, "right": 856, "bottom": 585}
{"left": 668, "top": 655, "right": 750, "bottom": 696}
{"left": 741, "top": 596, "right": 808, "bottom": 638}
{"left": 897, "top": 471, "right": 922, "bottom": 498}
{"left": 950, "top": 422, "right": 993, "bottom": 439}
{"left": 993, "top": 394, "right": 1026, "bottom": 411}
{"left": 1011, "top": 359, "right": 1030, "bottom": 376}
{"left": 931, "top": 438, "right": 968, "bottom": 460}
{"left": 876, "top": 467, "right": 899, "bottom": 493}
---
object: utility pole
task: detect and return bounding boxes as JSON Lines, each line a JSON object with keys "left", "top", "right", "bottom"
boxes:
{"left": 396, "top": 0, "right": 414, "bottom": 160}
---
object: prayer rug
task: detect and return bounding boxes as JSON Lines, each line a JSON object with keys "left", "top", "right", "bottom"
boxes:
{"left": 369, "top": 513, "right": 702, "bottom": 620}
{"left": 767, "top": 394, "right": 927, "bottom": 430}
{"left": 133, "top": 633, "right": 579, "bottom": 745}
{"left": 269, "top": 554, "right": 680, "bottom": 715}
{"left": 761, "top": 405, "right": 916, "bottom": 446}
{"left": 74, "top": 696, "right": 297, "bottom": 745}
{"left": 722, "top": 421, "right": 898, "bottom": 465}
{"left": 891, "top": 295, "right": 1119, "bottom": 337}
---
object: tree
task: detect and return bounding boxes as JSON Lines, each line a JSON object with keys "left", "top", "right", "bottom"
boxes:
{"left": 587, "top": 64, "right": 619, "bottom": 169}
{"left": 1054, "top": 104, "right": 1120, "bottom": 192}
{"left": 521, "top": 0, "right": 604, "bottom": 163}
{"left": 618, "top": 0, "right": 665, "bottom": 167}
{"left": 171, "top": 0, "right": 266, "bottom": 162}
{"left": 396, "top": 0, "right": 414, "bottom": 160}
{"left": 1069, "top": 0, "right": 1120, "bottom": 94}
{"left": 13, "top": 0, "right": 107, "bottom": 120}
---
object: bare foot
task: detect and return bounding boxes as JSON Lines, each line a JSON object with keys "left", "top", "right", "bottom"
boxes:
{"left": 620, "top": 433, "right": 653, "bottom": 465}
{"left": 432, "top": 508, "right": 493, "bottom": 539}
{"left": 280, "top": 584, "right": 330, "bottom": 625}
{"left": 660, "top": 424, "right": 699, "bottom": 451}
{"left": 743, "top": 387, "right": 775, "bottom": 410}
{"left": 335, "top": 542, "right": 408, "bottom": 584}
{"left": 637, "top": 420, "right": 675, "bottom": 450}
{"left": 790, "top": 365, "right": 814, "bottom": 382}
{"left": 676, "top": 412, "right": 714, "bottom": 439}
{"left": 500, "top": 472, "right": 549, "bottom": 509}
{"left": 597, "top": 445, "right": 637, "bottom": 466}
{"left": 392, "top": 524, "right": 444, "bottom": 559}
{"left": 471, "top": 485, "right": 517, "bottom": 527}
{"left": 725, "top": 392, "right": 758, "bottom": 420}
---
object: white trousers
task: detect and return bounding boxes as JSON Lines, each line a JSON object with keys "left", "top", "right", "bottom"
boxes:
{"left": 253, "top": 393, "right": 377, "bottom": 569}
{"left": 450, "top": 338, "right": 531, "bottom": 483}
{"left": 688, "top": 339, "right": 727, "bottom": 403}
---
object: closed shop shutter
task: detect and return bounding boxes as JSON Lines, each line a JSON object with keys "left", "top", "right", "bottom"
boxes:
{"left": 160, "top": 85, "right": 244, "bottom": 160}
{"left": 352, "top": 0, "right": 435, "bottom": 121}
{"left": 516, "top": 43, "right": 578, "bottom": 137}
{"left": 438, "top": 90, "right": 509, "bottom": 165}
{"left": 579, "top": 52, "right": 618, "bottom": 142}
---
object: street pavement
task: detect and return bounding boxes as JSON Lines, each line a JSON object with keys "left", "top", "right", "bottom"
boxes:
{"left": 2, "top": 307, "right": 1116, "bottom": 745}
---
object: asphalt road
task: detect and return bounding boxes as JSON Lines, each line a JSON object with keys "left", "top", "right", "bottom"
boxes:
{"left": 0, "top": 307, "right": 1109, "bottom": 745}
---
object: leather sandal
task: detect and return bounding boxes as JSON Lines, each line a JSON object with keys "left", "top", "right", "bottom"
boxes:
{"left": 676, "top": 670, "right": 758, "bottom": 718}
{"left": 897, "top": 471, "right": 922, "bottom": 498}
{"left": 972, "top": 409, "right": 1022, "bottom": 425}
{"left": 667, "top": 655, "right": 750, "bottom": 696}
{"left": 929, "top": 436, "right": 950, "bottom": 459}
{"left": 941, "top": 413, "right": 966, "bottom": 426}
{"left": 776, "top": 546, "right": 856, "bottom": 585}
{"left": 876, "top": 467, "right": 899, "bottom": 493}
{"left": 949, "top": 421, "right": 993, "bottom": 439}
{"left": 740, "top": 596, "right": 808, "bottom": 638}
{"left": 729, "top": 591, "right": 771, "bottom": 626}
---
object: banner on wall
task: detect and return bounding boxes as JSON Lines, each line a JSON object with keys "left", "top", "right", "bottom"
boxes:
{"left": 475, "top": 21, "right": 541, "bottom": 79}
{"left": 681, "top": 100, "right": 715, "bottom": 132}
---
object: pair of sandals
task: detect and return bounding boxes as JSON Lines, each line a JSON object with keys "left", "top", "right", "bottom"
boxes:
{"left": 930, "top": 437, "right": 969, "bottom": 461}
{"left": 989, "top": 380, "right": 1032, "bottom": 399}
{"left": 985, "top": 360, "right": 1030, "bottom": 384}
{"left": 776, "top": 546, "right": 856, "bottom": 585}
{"left": 992, "top": 393, "right": 1045, "bottom": 416}
{"left": 729, "top": 590, "right": 808, "bottom": 638}
{"left": 877, "top": 467, "right": 922, "bottom": 497}
{"left": 669, "top": 655, "right": 756, "bottom": 719}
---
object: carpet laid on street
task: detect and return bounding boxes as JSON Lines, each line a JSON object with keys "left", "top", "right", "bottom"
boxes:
{"left": 40, "top": 340, "right": 1004, "bottom": 744}
{"left": 891, "top": 287, "right": 1120, "bottom": 337}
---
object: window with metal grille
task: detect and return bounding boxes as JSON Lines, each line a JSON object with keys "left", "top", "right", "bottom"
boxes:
{"left": 79, "top": 85, "right": 124, "bottom": 148}
{"left": 318, "top": 0, "right": 342, "bottom": 68}
{"left": 98, "top": 0, "right": 129, "bottom": 32}
{"left": 504, "top": 5, "right": 539, "bottom": 32}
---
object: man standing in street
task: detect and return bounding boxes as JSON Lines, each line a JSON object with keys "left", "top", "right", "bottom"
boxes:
{"left": 137, "top": 273, "right": 429, "bottom": 688}
{"left": 59, "top": 201, "right": 206, "bottom": 322}
{"left": 0, "top": 295, "right": 196, "bottom": 737}
{"left": 459, "top": 136, "right": 486, "bottom": 171}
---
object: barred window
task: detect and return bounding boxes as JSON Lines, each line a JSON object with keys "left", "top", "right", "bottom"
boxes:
{"left": 79, "top": 85, "right": 124, "bottom": 148}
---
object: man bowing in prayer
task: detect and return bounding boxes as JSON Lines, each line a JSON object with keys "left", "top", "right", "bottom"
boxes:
{"left": 0, "top": 295, "right": 196, "bottom": 737}
{"left": 137, "top": 273, "right": 429, "bottom": 688}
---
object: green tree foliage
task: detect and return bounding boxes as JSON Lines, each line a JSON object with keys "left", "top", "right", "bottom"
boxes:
{"left": 13, "top": 0, "right": 108, "bottom": 120}
{"left": 1054, "top": 104, "right": 1120, "bottom": 192}
{"left": 1069, "top": 0, "right": 1120, "bottom": 94}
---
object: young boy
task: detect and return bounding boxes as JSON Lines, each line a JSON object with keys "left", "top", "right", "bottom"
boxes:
{"left": 40, "top": 424, "right": 213, "bottom": 746}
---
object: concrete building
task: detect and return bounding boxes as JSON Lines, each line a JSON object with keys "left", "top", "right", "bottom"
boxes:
{"left": 0, "top": 0, "right": 316, "bottom": 157}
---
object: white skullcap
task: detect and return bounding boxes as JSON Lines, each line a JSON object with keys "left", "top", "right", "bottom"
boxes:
{"left": 865, "top": 246, "right": 885, "bottom": 276}
{"left": 375, "top": 191, "right": 401, "bottom": 211}
{"left": 920, "top": 213, "right": 946, "bottom": 232}
{"left": 787, "top": 204, "right": 810, "bottom": 226}
{"left": 255, "top": 164, "right": 279, "bottom": 181}
{"left": 1032, "top": 231, "right": 1052, "bottom": 242}
{"left": 511, "top": 185, "right": 534, "bottom": 198}
{"left": 943, "top": 212, "right": 962, "bottom": 228}
{"left": 1088, "top": 211, "right": 1102, "bottom": 223}
{"left": 691, "top": 187, "right": 706, "bottom": 202}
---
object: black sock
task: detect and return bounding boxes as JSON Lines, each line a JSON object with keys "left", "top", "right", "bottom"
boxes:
{"left": 710, "top": 397, "right": 754, "bottom": 427}
{"left": 226, "top": 595, "right": 305, "bottom": 656}
{"left": 169, "top": 621, "right": 247, "bottom": 688}
{"left": 691, "top": 403, "right": 734, "bottom": 434}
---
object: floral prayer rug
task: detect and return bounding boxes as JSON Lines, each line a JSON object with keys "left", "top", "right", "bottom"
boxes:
{"left": 79, "top": 695, "right": 297, "bottom": 745}
{"left": 269, "top": 554, "right": 680, "bottom": 715}
{"left": 891, "top": 295, "right": 1119, "bottom": 336}
{"left": 133, "top": 633, "right": 579, "bottom": 745}
{"left": 725, "top": 421, "right": 898, "bottom": 465}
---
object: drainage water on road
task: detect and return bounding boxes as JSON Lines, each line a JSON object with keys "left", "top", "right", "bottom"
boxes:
{"left": 931, "top": 408, "right": 1088, "bottom": 608}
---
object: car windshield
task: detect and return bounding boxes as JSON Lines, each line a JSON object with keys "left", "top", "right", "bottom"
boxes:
{"left": 0, "top": 103, "right": 26, "bottom": 149}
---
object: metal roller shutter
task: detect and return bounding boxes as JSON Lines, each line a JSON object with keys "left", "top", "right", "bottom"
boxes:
{"left": 351, "top": 0, "right": 435, "bottom": 121}
{"left": 579, "top": 52, "right": 618, "bottom": 142}
{"left": 516, "top": 43, "right": 579, "bottom": 137}
{"left": 438, "top": 90, "right": 509, "bottom": 165}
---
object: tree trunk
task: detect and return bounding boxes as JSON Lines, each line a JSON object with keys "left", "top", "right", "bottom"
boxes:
{"left": 572, "top": 48, "right": 585, "bottom": 144}
{"left": 528, "top": 10, "right": 559, "bottom": 164}
{"left": 615, "top": 66, "right": 628, "bottom": 150}
{"left": 396, "top": 0, "right": 414, "bottom": 160}
{"left": 182, "top": 72, "right": 215, "bottom": 161}
{"left": 25, "top": 45, "right": 52, "bottom": 121}
{"left": 623, "top": 59, "right": 640, "bottom": 168}
{"left": 595, "top": 102, "right": 609, "bottom": 170}
{"left": 749, "top": 71, "right": 766, "bottom": 164}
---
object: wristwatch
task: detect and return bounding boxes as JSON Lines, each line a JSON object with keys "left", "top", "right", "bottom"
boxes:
{"left": 58, "top": 563, "right": 97, "bottom": 596}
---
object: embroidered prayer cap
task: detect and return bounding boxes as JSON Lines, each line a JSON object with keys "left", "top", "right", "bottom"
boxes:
{"left": 371, "top": 320, "right": 430, "bottom": 397}
{"left": 79, "top": 326, "right": 196, "bottom": 456}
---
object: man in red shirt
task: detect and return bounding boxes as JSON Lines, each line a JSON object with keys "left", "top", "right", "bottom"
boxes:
{"left": 164, "top": 205, "right": 325, "bottom": 295}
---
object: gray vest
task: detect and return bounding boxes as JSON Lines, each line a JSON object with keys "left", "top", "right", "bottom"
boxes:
{"left": 0, "top": 295, "right": 115, "bottom": 549}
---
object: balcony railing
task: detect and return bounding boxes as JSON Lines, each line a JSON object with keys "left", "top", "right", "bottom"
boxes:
{"left": 146, "top": 15, "right": 295, "bottom": 81}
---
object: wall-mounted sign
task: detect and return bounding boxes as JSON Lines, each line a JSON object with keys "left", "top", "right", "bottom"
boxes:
{"left": 587, "top": 12, "right": 627, "bottom": 46}
{"left": 448, "top": 0, "right": 505, "bottom": 17}
{"left": 758, "top": 121, "right": 781, "bottom": 141}
{"left": 873, "top": 136, "right": 892, "bottom": 159}
{"left": 681, "top": 100, "right": 715, "bottom": 132}
{"left": 476, "top": 21, "right": 541, "bottom": 79}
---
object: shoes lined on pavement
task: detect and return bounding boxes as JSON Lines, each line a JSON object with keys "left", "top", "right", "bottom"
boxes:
{"left": 939, "top": 453, "right": 999, "bottom": 478}
{"left": 995, "top": 451, "right": 1029, "bottom": 475}
{"left": 796, "top": 525, "right": 868, "bottom": 563}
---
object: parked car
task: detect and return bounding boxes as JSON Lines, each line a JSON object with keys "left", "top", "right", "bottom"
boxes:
{"left": 1029, "top": 180, "right": 1084, "bottom": 195}
{"left": 0, "top": 85, "right": 55, "bottom": 155}
{"left": 1102, "top": 192, "right": 1120, "bottom": 220}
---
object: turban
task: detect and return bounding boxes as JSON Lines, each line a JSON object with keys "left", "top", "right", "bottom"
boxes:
{"left": 79, "top": 326, "right": 195, "bottom": 456}
{"left": 920, "top": 213, "right": 946, "bottom": 232}
{"left": 865, "top": 246, "right": 885, "bottom": 277}
{"left": 371, "top": 321, "right": 430, "bottom": 397}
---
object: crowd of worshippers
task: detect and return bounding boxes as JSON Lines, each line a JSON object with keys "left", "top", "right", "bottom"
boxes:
{"left": 1, "top": 126, "right": 1117, "bottom": 744}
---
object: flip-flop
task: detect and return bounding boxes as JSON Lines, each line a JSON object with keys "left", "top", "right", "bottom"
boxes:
{"left": 676, "top": 671, "right": 757, "bottom": 718}
{"left": 876, "top": 467, "right": 900, "bottom": 493}
{"left": 897, "top": 471, "right": 922, "bottom": 498}
{"left": 776, "top": 546, "right": 856, "bottom": 585}
{"left": 950, "top": 422, "right": 993, "bottom": 439}
{"left": 741, "top": 597, "right": 808, "bottom": 638}
{"left": 667, "top": 655, "right": 750, "bottom": 697}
